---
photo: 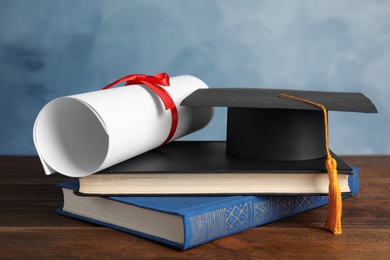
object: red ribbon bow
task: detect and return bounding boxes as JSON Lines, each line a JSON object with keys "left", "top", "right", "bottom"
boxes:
{"left": 102, "top": 73, "right": 178, "bottom": 146}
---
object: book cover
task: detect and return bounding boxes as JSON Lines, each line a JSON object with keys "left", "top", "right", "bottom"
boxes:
{"left": 79, "top": 141, "right": 356, "bottom": 195}
{"left": 57, "top": 168, "right": 359, "bottom": 250}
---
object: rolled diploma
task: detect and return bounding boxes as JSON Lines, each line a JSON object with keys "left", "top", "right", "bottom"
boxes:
{"left": 33, "top": 75, "right": 214, "bottom": 177}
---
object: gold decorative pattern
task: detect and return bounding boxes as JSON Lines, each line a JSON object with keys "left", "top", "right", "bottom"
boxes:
{"left": 276, "top": 196, "right": 292, "bottom": 216}
{"left": 188, "top": 195, "right": 324, "bottom": 246}
{"left": 253, "top": 200, "right": 271, "bottom": 223}
{"left": 296, "top": 195, "right": 315, "bottom": 211}
{"left": 189, "top": 208, "right": 225, "bottom": 246}
{"left": 225, "top": 203, "right": 249, "bottom": 233}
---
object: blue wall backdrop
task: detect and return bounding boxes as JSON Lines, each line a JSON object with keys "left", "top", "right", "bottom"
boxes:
{"left": 0, "top": 0, "right": 389, "bottom": 155}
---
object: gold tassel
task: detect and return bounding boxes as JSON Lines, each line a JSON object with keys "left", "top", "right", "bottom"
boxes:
{"left": 324, "top": 156, "right": 342, "bottom": 234}
{"left": 278, "top": 93, "right": 342, "bottom": 234}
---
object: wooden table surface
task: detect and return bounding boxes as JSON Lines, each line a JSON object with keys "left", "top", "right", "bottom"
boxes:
{"left": 1, "top": 156, "right": 389, "bottom": 259}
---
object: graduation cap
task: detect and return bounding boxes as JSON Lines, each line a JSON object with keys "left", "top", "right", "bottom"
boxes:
{"left": 181, "top": 88, "right": 377, "bottom": 161}
{"left": 181, "top": 88, "right": 377, "bottom": 234}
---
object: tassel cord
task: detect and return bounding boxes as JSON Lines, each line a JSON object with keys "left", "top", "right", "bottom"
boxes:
{"left": 278, "top": 93, "right": 343, "bottom": 234}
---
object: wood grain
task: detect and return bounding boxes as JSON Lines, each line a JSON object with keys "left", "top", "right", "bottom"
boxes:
{"left": 1, "top": 156, "right": 389, "bottom": 259}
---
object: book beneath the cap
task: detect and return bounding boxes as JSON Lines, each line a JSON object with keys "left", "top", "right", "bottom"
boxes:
{"left": 57, "top": 174, "right": 359, "bottom": 250}
{"left": 78, "top": 141, "right": 356, "bottom": 196}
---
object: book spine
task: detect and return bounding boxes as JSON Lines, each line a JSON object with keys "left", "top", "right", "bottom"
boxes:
{"left": 182, "top": 194, "right": 328, "bottom": 249}
{"left": 349, "top": 166, "right": 359, "bottom": 195}
{"left": 182, "top": 166, "right": 359, "bottom": 249}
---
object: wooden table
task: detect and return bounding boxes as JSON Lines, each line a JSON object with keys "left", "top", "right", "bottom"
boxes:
{"left": 1, "top": 156, "right": 389, "bottom": 259}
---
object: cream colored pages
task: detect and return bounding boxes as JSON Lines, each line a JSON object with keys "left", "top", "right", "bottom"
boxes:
{"left": 33, "top": 75, "right": 213, "bottom": 177}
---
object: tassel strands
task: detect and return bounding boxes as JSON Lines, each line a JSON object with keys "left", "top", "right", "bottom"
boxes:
{"left": 324, "top": 157, "right": 342, "bottom": 234}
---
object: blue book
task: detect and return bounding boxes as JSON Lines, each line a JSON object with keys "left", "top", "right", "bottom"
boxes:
{"left": 57, "top": 168, "right": 358, "bottom": 250}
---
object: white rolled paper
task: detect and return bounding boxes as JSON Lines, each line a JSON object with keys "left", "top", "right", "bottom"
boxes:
{"left": 33, "top": 75, "right": 214, "bottom": 177}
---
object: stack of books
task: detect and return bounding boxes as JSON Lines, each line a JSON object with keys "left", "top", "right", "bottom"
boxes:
{"left": 57, "top": 141, "right": 360, "bottom": 250}
{"left": 53, "top": 87, "right": 376, "bottom": 250}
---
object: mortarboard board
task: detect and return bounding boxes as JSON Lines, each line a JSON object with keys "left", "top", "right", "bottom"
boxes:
{"left": 181, "top": 88, "right": 377, "bottom": 235}
{"left": 181, "top": 88, "right": 377, "bottom": 161}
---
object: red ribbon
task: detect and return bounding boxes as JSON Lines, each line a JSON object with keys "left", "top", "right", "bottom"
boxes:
{"left": 103, "top": 73, "right": 178, "bottom": 146}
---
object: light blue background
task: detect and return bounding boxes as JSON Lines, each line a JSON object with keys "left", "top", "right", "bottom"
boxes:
{"left": 0, "top": 0, "right": 389, "bottom": 155}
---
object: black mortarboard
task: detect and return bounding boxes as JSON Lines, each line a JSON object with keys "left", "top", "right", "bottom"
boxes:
{"left": 181, "top": 88, "right": 377, "bottom": 161}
